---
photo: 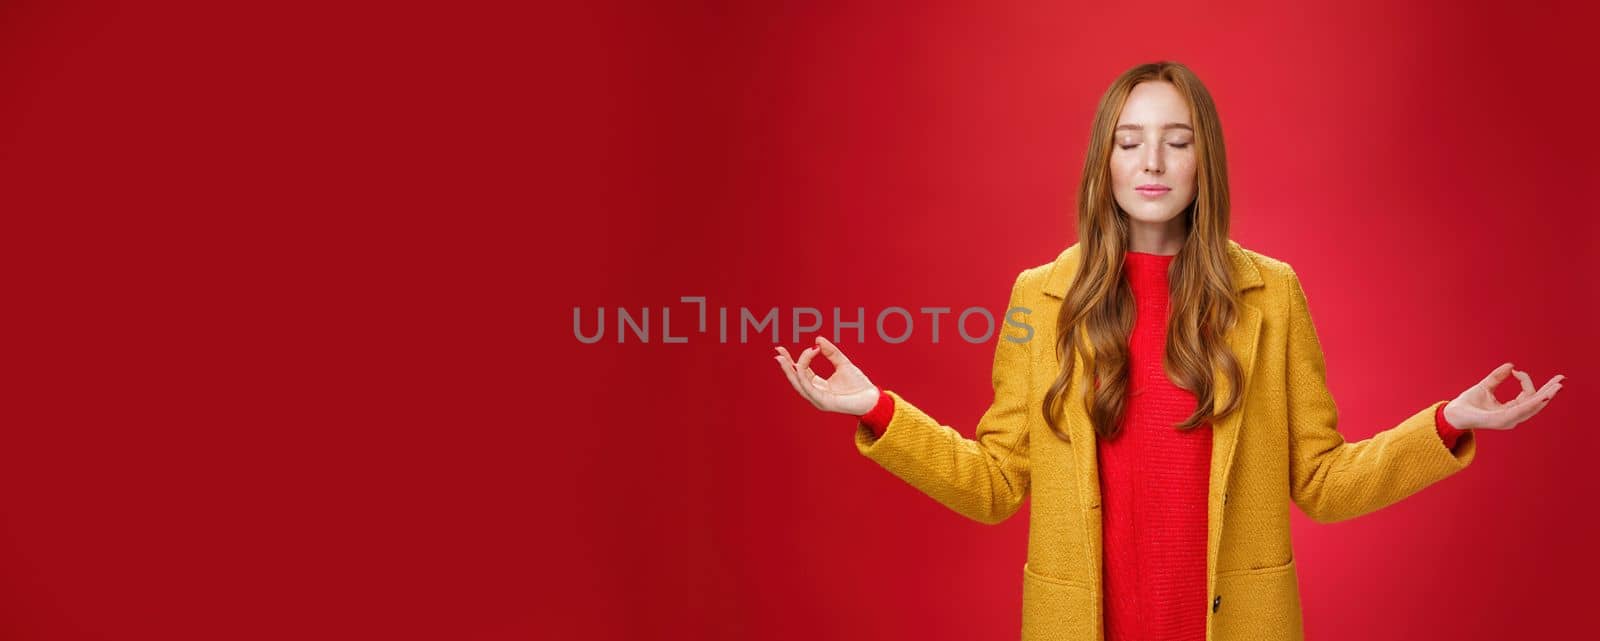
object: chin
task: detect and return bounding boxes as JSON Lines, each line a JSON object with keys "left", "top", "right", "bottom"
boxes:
{"left": 1121, "top": 207, "right": 1186, "bottom": 225}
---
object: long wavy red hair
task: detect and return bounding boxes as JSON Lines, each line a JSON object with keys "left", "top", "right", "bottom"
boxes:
{"left": 1040, "top": 61, "right": 1245, "bottom": 443}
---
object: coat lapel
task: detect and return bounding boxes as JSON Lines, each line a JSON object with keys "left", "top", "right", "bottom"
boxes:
{"left": 1040, "top": 239, "right": 1265, "bottom": 589}
{"left": 1205, "top": 256, "right": 1262, "bottom": 592}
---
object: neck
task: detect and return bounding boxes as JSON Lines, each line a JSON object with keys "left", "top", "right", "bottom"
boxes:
{"left": 1127, "top": 216, "right": 1187, "bottom": 255}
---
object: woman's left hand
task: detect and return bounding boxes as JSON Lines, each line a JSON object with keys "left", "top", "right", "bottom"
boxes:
{"left": 1443, "top": 363, "right": 1565, "bottom": 431}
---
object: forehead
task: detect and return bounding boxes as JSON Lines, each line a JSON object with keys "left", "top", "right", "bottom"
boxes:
{"left": 1115, "top": 81, "right": 1191, "bottom": 127}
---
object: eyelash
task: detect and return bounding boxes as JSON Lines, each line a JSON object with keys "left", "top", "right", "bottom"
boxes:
{"left": 1118, "top": 143, "right": 1191, "bottom": 150}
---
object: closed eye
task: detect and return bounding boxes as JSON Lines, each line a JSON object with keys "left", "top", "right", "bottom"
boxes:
{"left": 1117, "top": 142, "right": 1192, "bottom": 150}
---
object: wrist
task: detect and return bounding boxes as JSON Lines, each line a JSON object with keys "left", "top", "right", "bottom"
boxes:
{"left": 857, "top": 388, "right": 894, "bottom": 432}
{"left": 1441, "top": 401, "right": 1468, "bottom": 432}
{"left": 853, "top": 386, "right": 882, "bottom": 416}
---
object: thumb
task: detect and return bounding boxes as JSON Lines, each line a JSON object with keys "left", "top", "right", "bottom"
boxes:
{"left": 1476, "top": 362, "right": 1514, "bottom": 390}
{"left": 816, "top": 336, "right": 853, "bottom": 368}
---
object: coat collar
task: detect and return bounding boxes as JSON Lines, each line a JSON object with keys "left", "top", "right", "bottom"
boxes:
{"left": 1041, "top": 238, "right": 1263, "bottom": 299}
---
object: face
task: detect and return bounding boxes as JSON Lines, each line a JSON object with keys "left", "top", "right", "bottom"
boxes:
{"left": 1110, "top": 81, "right": 1198, "bottom": 230}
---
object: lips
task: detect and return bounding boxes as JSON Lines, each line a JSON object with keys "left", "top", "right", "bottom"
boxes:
{"left": 1134, "top": 185, "right": 1170, "bottom": 194}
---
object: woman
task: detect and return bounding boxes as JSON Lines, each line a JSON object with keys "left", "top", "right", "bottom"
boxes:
{"left": 771, "top": 61, "right": 1565, "bottom": 641}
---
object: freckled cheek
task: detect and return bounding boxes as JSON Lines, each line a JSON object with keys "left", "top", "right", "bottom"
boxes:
{"left": 1110, "top": 157, "right": 1142, "bottom": 190}
{"left": 1171, "top": 158, "right": 1198, "bottom": 190}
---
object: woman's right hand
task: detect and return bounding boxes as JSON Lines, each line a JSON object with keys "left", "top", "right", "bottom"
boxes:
{"left": 773, "top": 336, "right": 880, "bottom": 415}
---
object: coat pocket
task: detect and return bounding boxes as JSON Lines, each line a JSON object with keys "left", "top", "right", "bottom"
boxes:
{"left": 1020, "top": 562, "right": 1095, "bottom": 641}
{"left": 1210, "top": 557, "right": 1304, "bottom": 641}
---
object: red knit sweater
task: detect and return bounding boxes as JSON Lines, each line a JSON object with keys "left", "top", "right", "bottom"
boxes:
{"left": 858, "top": 251, "right": 1468, "bottom": 640}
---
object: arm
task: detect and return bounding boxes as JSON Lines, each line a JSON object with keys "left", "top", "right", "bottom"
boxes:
{"left": 1284, "top": 267, "right": 1478, "bottom": 524}
{"left": 850, "top": 270, "right": 1033, "bottom": 526}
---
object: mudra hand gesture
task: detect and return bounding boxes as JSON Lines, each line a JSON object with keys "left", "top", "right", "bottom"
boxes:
{"left": 1443, "top": 363, "right": 1565, "bottom": 430}
{"left": 773, "top": 336, "right": 880, "bottom": 415}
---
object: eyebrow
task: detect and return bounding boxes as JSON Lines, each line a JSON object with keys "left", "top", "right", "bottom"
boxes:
{"left": 1115, "top": 123, "right": 1193, "bottom": 132}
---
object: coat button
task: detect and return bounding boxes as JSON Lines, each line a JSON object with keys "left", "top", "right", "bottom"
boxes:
{"left": 1213, "top": 595, "right": 1221, "bottom": 613}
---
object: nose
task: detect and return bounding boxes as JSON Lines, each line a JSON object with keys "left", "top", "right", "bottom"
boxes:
{"left": 1143, "top": 145, "right": 1164, "bottom": 174}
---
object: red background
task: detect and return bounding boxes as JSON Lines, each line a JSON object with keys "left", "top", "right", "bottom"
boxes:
{"left": 3, "top": 1, "right": 1597, "bottom": 639}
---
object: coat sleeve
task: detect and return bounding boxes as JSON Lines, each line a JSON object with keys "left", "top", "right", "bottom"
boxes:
{"left": 1284, "top": 266, "right": 1478, "bottom": 524}
{"left": 851, "top": 270, "right": 1033, "bottom": 525}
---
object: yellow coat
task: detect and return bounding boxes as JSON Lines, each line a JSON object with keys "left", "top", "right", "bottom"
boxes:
{"left": 853, "top": 239, "right": 1477, "bottom": 641}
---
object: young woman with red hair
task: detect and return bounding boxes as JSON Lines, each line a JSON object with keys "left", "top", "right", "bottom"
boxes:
{"left": 772, "top": 61, "right": 1564, "bottom": 641}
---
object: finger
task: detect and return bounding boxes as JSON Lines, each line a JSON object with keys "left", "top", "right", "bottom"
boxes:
{"left": 1503, "top": 392, "right": 1556, "bottom": 427}
{"left": 1509, "top": 369, "right": 1535, "bottom": 404}
{"left": 1503, "top": 377, "right": 1558, "bottom": 410}
{"left": 816, "top": 336, "right": 853, "bottom": 369}
{"left": 1501, "top": 381, "right": 1562, "bottom": 426}
{"left": 774, "top": 349, "right": 820, "bottom": 406}
{"left": 1520, "top": 377, "right": 1563, "bottom": 406}
{"left": 1477, "top": 362, "right": 1515, "bottom": 391}
{"left": 774, "top": 353, "right": 810, "bottom": 402}
{"left": 795, "top": 346, "right": 823, "bottom": 392}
